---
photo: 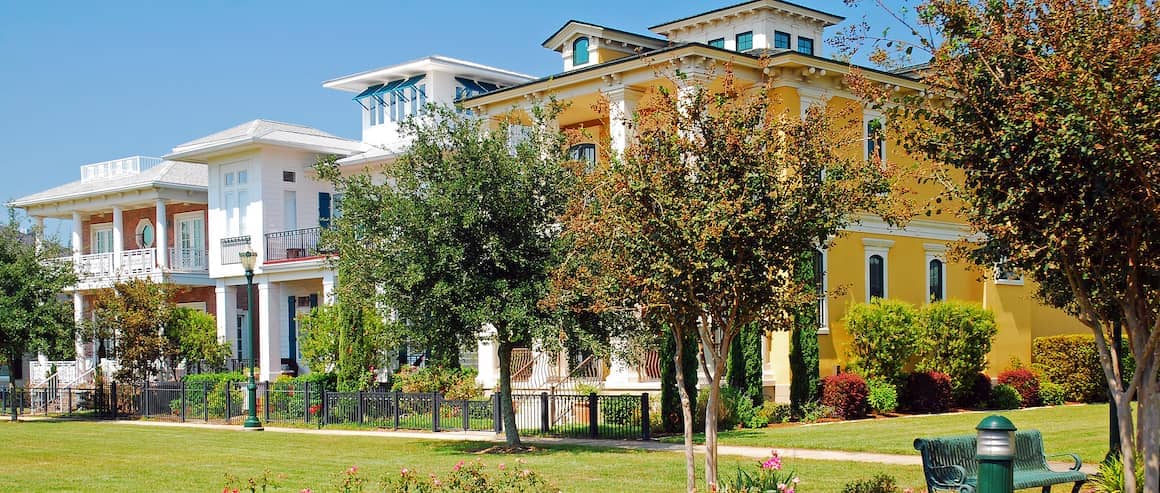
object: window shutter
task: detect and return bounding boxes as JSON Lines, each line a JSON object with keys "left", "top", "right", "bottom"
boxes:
{"left": 309, "top": 293, "right": 318, "bottom": 308}
{"left": 287, "top": 296, "right": 297, "bottom": 362}
{"left": 318, "top": 192, "right": 331, "bottom": 228}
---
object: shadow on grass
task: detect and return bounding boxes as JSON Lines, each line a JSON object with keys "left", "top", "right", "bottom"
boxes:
{"left": 657, "top": 428, "right": 770, "bottom": 445}
{"left": 425, "top": 439, "right": 650, "bottom": 456}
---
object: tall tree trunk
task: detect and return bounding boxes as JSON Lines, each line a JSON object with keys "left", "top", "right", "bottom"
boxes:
{"left": 1137, "top": 361, "right": 1159, "bottom": 493}
{"left": 672, "top": 324, "right": 696, "bottom": 493}
{"left": 496, "top": 338, "right": 523, "bottom": 448}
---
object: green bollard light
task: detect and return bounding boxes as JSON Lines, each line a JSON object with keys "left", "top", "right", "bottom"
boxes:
{"left": 976, "top": 415, "right": 1016, "bottom": 493}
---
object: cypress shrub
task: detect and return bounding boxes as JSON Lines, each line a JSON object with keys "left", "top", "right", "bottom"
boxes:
{"left": 790, "top": 250, "right": 822, "bottom": 411}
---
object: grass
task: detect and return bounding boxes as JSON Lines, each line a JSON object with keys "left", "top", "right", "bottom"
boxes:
{"left": 663, "top": 403, "right": 1111, "bottom": 463}
{"left": 0, "top": 420, "right": 924, "bottom": 492}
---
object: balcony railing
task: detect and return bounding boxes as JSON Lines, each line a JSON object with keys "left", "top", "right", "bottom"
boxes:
{"left": 119, "top": 248, "right": 157, "bottom": 276}
{"left": 220, "top": 236, "right": 251, "bottom": 265}
{"left": 265, "top": 227, "right": 321, "bottom": 262}
{"left": 169, "top": 248, "right": 209, "bottom": 272}
{"left": 77, "top": 252, "right": 116, "bottom": 278}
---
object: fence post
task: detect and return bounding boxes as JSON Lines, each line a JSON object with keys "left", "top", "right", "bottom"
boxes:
{"left": 224, "top": 383, "right": 231, "bottom": 424}
{"left": 67, "top": 387, "right": 73, "bottom": 415}
{"left": 202, "top": 382, "right": 209, "bottom": 422}
{"left": 322, "top": 390, "right": 329, "bottom": 426}
{"left": 16, "top": 386, "right": 23, "bottom": 420}
{"left": 393, "top": 391, "right": 401, "bottom": 429}
{"left": 493, "top": 393, "right": 502, "bottom": 434}
{"left": 110, "top": 382, "right": 118, "bottom": 420}
{"left": 588, "top": 392, "right": 598, "bottom": 439}
{"left": 180, "top": 382, "right": 187, "bottom": 423}
{"left": 640, "top": 393, "right": 650, "bottom": 441}
{"left": 540, "top": 392, "right": 550, "bottom": 434}
{"left": 462, "top": 400, "right": 470, "bottom": 431}
{"left": 432, "top": 393, "right": 440, "bottom": 432}
{"left": 264, "top": 382, "right": 270, "bottom": 423}
{"left": 303, "top": 382, "right": 311, "bottom": 423}
{"left": 143, "top": 383, "right": 150, "bottom": 417}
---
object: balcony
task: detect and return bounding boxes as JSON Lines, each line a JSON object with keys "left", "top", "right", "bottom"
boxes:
{"left": 220, "top": 236, "right": 251, "bottom": 265}
{"left": 54, "top": 247, "right": 208, "bottom": 282}
{"left": 265, "top": 227, "right": 322, "bottom": 262}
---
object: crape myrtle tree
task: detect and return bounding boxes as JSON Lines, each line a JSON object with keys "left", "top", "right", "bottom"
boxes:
{"left": 838, "top": 1, "right": 1158, "bottom": 490}
{"left": 315, "top": 103, "right": 580, "bottom": 447}
{"left": 0, "top": 213, "right": 76, "bottom": 415}
{"left": 554, "top": 67, "right": 890, "bottom": 490}
{"left": 88, "top": 279, "right": 179, "bottom": 384}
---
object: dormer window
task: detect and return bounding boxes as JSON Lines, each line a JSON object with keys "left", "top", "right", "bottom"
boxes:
{"left": 774, "top": 31, "right": 791, "bottom": 50}
{"left": 573, "top": 37, "right": 590, "bottom": 65}
{"left": 735, "top": 31, "right": 753, "bottom": 52}
{"left": 354, "top": 75, "right": 427, "bottom": 126}
{"left": 708, "top": 38, "right": 725, "bottom": 49}
{"left": 797, "top": 36, "right": 815, "bottom": 56}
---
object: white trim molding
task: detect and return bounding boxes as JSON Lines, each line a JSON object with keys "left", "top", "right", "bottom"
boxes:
{"left": 863, "top": 238, "right": 894, "bottom": 301}
{"left": 847, "top": 214, "right": 980, "bottom": 242}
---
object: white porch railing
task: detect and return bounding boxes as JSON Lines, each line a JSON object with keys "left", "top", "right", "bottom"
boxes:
{"left": 29, "top": 360, "right": 79, "bottom": 388}
{"left": 169, "top": 247, "right": 209, "bottom": 272}
{"left": 76, "top": 252, "right": 116, "bottom": 278}
{"left": 119, "top": 248, "right": 157, "bottom": 275}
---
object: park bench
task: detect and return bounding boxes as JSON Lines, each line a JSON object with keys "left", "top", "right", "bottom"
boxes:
{"left": 914, "top": 430, "right": 1087, "bottom": 493}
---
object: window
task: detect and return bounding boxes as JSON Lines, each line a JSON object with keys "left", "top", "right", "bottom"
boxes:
{"left": 994, "top": 258, "right": 1024, "bottom": 285}
{"left": 91, "top": 224, "right": 113, "bottom": 254}
{"left": 174, "top": 212, "right": 205, "bottom": 270}
{"left": 283, "top": 191, "right": 297, "bottom": 230}
{"left": 774, "top": 31, "right": 791, "bottom": 49}
{"left": 708, "top": 38, "right": 725, "bottom": 48}
{"left": 736, "top": 31, "right": 753, "bottom": 52}
{"left": 867, "top": 118, "right": 885, "bottom": 164}
{"left": 135, "top": 219, "right": 154, "bottom": 249}
{"left": 868, "top": 255, "right": 885, "bottom": 299}
{"left": 797, "top": 36, "right": 815, "bottom": 55}
{"left": 864, "top": 238, "right": 893, "bottom": 301}
{"left": 568, "top": 143, "right": 597, "bottom": 170}
{"left": 928, "top": 259, "right": 945, "bottom": 302}
{"left": 282, "top": 171, "right": 296, "bottom": 182}
{"left": 573, "top": 37, "right": 590, "bottom": 65}
{"left": 222, "top": 166, "right": 249, "bottom": 237}
{"left": 813, "top": 249, "right": 828, "bottom": 332}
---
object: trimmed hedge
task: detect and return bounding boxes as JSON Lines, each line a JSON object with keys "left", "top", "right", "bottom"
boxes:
{"left": 1039, "top": 381, "right": 1067, "bottom": 406}
{"left": 903, "top": 371, "right": 953, "bottom": 413}
{"left": 867, "top": 378, "right": 898, "bottom": 414}
{"left": 990, "top": 384, "right": 1022, "bottom": 410}
{"left": 998, "top": 368, "right": 1040, "bottom": 407}
{"left": 1032, "top": 334, "right": 1105, "bottom": 402}
{"left": 822, "top": 373, "right": 870, "bottom": 419}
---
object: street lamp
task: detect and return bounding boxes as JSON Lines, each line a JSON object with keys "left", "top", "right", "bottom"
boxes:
{"left": 239, "top": 247, "right": 263, "bottom": 431}
{"left": 976, "top": 415, "right": 1016, "bottom": 493}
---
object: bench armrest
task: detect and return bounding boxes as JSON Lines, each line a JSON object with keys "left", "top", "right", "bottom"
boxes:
{"left": 1046, "top": 453, "right": 1083, "bottom": 471}
{"left": 930, "top": 464, "right": 970, "bottom": 485}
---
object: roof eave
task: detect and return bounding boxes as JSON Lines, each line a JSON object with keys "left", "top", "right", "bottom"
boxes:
{"left": 648, "top": 0, "right": 845, "bottom": 33}
{"left": 10, "top": 182, "right": 208, "bottom": 210}
{"left": 166, "top": 136, "right": 362, "bottom": 163}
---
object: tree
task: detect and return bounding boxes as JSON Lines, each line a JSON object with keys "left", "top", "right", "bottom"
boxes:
{"left": 166, "top": 307, "right": 229, "bottom": 375}
{"left": 557, "top": 68, "right": 888, "bottom": 490}
{"left": 316, "top": 104, "right": 577, "bottom": 447}
{"left": 296, "top": 301, "right": 389, "bottom": 391}
{"left": 840, "top": 1, "right": 1158, "bottom": 490}
{"left": 89, "top": 279, "right": 177, "bottom": 384}
{"left": 0, "top": 212, "right": 76, "bottom": 418}
{"left": 789, "top": 250, "right": 822, "bottom": 411}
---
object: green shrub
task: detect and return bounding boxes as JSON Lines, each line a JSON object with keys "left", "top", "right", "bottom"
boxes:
{"left": 601, "top": 395, "right": 640, "bottom": 426}
{"left": 1090, "top": 453, "right": 1144, "bottom": 493}
{"left": 183, "top": 371, "right": 246, "bottom": 418}
{"left": 958, "top": 372, "right": 993, "bottom": 409}
{"left": 842, "top": 473, "right": 901, "bottom": 493}
{"left": 796, "top": 400, "right": 833, "bottom": 423}
{"left": 845, "top": 299, "right": 921, "bottom": 384}
{"left": 720, "top": 452, "right": 799, "bottom": 493}
{"left": 917, "top": 301, "right": 998, "bottom": 404}
{"left": 990, "top": 384, "right": 1022, "bottom": 410}
{"left": 1039, "top": 381, "right": 1067, "bottom": 406}
{"left": 736, "top": 394, "right": 765, "bottom": 428}
{"left": 1032, "top": 334, "right": 1107, "bottom": 403}
{"left": 391, "top": 366, "right": 482, "bottom": 400}
{"left": 867, "top": 378, "right": 899, "bottom": 414}
{"left": 756, "top": 401, "right": 792, "bottom": 425}
{"left": 696, "top": 386, "right": 742, "bottom": 431}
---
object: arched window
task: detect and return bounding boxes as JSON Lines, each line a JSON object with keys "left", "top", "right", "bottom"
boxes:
{"left": 928, "top": 259, "right": 945, "bottom": 302}
{"left": 868, "top": 254, "right": 885, "bottom": 299}
{"left": 813, "top": 249, "right": 827, "bottom": 329}
{"left": 573, "top": 37, "right": 590, "bottom": 66}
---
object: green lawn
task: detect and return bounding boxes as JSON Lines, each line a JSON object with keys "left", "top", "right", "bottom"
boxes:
{"left": 668, "top": 404, "right": 1111, "bottom": 463}
{"left": 0, "top": 420, "right": 924, "bottom": 492}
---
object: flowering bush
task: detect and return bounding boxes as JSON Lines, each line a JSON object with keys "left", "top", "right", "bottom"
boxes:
{"left": 997, "top": 368, "right": 1040, "bottom": 407}
{"left": 821, "top": 373, "right": 869, "bottom": 419}
{"left": 902, "top": 371, "right": 953, "bottom": 413}
{"left": 720, "top": 451, "right": 801, "bottom": 493}
{"left": 378, "top": 458, "right": 556, "bottom": 492}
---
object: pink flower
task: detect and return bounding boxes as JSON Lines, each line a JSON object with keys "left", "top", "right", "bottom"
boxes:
{"left": 401, "top": 468, "right": 409, "bottom": 476}
{"left": 762, "top": 454, "right": 782, "bottom": 470}
{"left": 778, "top": 483, "right": 787, "bottom": 490}
{"left": 300, "top": 489, "right": 312, "bottom": 493}
{"left": 453, "top": 460, "right": 464, "bottom": 472}
{"left": 793, "top": 478, "right": 800, "bottom": 484}
{"left": 786, "top": 489, "right": 794, "bottom": 493}
{"left": 348, "top": 466, "right": 358, "bottom": 474}
{"left": 434, "top": 479, "right": 442, "bottom": 486}
{"left": 498, "top": 463, "right": 506, "bottom": 470}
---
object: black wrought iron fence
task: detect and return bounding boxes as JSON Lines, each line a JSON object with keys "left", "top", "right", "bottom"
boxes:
{"left": 265, "top": 227, "right": 321, "bottom": 262}
{"left": 220, "top": 236, "right": 251, "bottom": 265}
{"left": 2, "top": 383, "right": 650, "bottom": 440}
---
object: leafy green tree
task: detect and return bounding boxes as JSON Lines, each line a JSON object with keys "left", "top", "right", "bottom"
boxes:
{"left": 296, "top": 302, "right": 388, "bottom": 391}
{"left": 557, "top": 68, "right": 889, "bottom": 489}
{"left": 89, "top": 279, "right": 177, "bottom": 384}
{"left": 316, "top": 104, "right": 576, "bottom": 447}
{"left": 916, "top": 301, "right": 997, "bottom": 403}
{"left": 789, "top": 250, "right": 822, "bottom": 411}
{"left": 166, "top": 307, "right": 229, "bottom": 375}
{"left": 840, "top": 1, "right": 1158, "bottom": 489}
{"left": 0, "top": 213, "right": 76, "bottom": 415}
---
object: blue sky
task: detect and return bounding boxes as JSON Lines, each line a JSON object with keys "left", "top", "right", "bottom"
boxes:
{"left": 0, "top": 0, "right": 905, "bottom": 237}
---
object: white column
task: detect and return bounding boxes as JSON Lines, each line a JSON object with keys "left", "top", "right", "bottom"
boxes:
{"left": 215, "top": 281, "right": 230, "bottom": 343}
{"left": 73, "top": 292, "right": 86, "bottom": 373}
{"left": 321, "top": 270, "right": 336, "bottom": 305}
{"left": 604, "top": 337, "right": 638, "bottom": 388}
{"left": 111, "top": 206, "right": 124, "bottom": 272}
{"left": 604, "top": 86, "right": 644, "bottom": 157}
{"left": 257, "top": 279, "right": 279, "bottom": 382}
{"left": 155, "top": 199, "right": 168, "bottom": 269}
{"left": 476, "top": 324, "right": 498, "bottom": 391}
{"left": 71, "top": 212, "right": 82, "bottom": 262}
{"left": 33, "top": 216, "right": 44, "bottom": 251}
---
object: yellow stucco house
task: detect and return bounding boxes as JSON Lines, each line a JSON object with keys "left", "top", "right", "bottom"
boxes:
{"left": 461, "top": 0, "right": 1090, "bottom": 400}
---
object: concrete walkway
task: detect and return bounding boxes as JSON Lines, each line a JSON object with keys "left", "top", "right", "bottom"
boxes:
{"left": 24, "top": 418, "right": 1096, "bottom": 474}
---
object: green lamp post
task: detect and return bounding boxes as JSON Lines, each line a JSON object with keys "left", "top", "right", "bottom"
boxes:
{"left": 239, "top": 247, "right": 263, "bottom": 431}
{"left": 976, "top": 415, "right": 1016, "bottom": 493}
